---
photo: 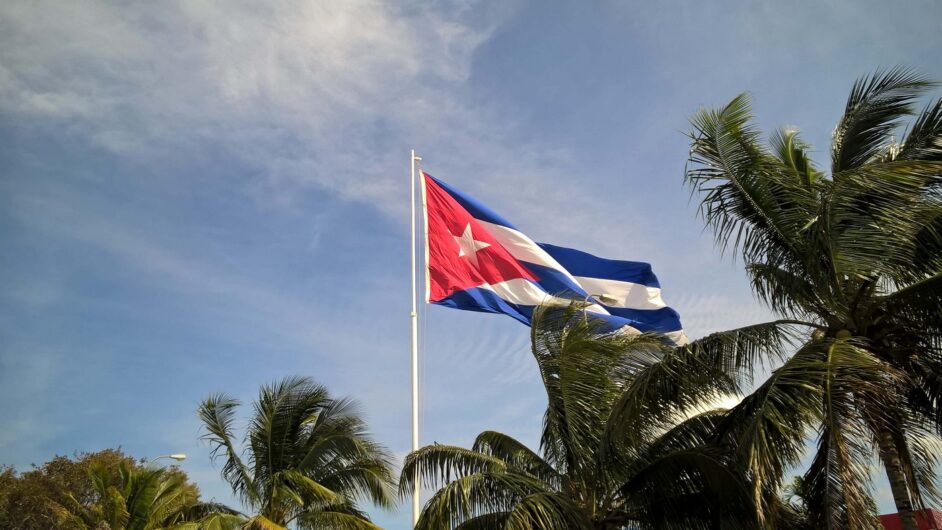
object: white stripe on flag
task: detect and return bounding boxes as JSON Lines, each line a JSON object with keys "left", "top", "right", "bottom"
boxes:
{"left": 666, "top": 330, "right": 689, "bottom": 345}
{"left": 480, "top": 220, "right": 669, "bottom": 311}
{"left": 572, "top": 276, "right": 667, "bottom": 310}
{"left": 478, "top": 279, "right": 612, "bottom": 315}
{"left": 477, "top": 278, "right": 549, "bottom": 307}
{"left": 478, "top": 220, "right": 580, "bottom": 284}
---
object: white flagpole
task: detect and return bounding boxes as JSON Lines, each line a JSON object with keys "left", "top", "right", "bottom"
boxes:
{"left": 410, "top": 149, "right": 421, "bottom": 527}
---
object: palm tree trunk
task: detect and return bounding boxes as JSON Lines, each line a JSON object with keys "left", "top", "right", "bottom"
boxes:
{"left": 876, "top": 428, "right": 918, "bottom": 530}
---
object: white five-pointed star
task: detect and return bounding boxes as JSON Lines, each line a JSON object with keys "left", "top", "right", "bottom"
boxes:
{"left": 453, "top": 223, "right": 490, "bottom": 267}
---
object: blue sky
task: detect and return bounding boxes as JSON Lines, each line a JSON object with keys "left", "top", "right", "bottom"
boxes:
{"left": 1, "top": 0, "right": 940, "bottom": 526}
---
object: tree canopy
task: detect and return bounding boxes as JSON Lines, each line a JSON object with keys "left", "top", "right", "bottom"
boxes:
{"left": 198, "top": 376, "right": 397, "bottom": 530}
{"left": 686, "top": 66, "right": 942, "bottom": 530}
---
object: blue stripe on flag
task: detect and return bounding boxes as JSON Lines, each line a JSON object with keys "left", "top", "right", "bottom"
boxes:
{"left": 523, "top": 260, "right": 682, "bottom": 333}
{"left": 432, "top": 287, "right": 533, "bottom": 325}
{"left": 539, "top": 243, "right": 661, "bottom": 287}
{"left": 428, "top": 175, "right": 518, "bottom": 229}
{"left": 605, "top": 306, "right": 683, "bottom": 332}
{"left": 434, "top": 287, "right": 647, "bottom": 333}
{"left": 522, "top": 262, "right": 587, "bottom": 299}
{"left": 585, "top": 312, "right": 648, "bottom": 333}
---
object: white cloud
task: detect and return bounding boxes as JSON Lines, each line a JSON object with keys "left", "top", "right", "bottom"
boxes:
{"left": 0, "top": 0, "right": 670, "bottom": 258}
{"left": 0, "top": 1, "right": 501, "bottom": 203}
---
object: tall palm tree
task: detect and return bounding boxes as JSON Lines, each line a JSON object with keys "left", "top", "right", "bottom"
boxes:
{"left": 685, "top": 67, "right": 942, "bottom": 529}
{"left": 49, "top": 462, "right": 240, "bottom": 530}
{"left": 401, "top": 305, "right": 754, "bottom": 529}
{"left": 198, "top": 376, "right": 396, "bottom": 530}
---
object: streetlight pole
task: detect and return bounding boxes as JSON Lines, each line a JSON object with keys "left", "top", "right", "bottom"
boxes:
{"left": 148, "top": 454, "right": 186, "bottom": 466}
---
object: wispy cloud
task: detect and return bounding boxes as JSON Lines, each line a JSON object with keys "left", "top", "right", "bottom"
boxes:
{"left": 0, "top": 0, "right": 671, "bottom": 258}
{"left": 2, "top": 2, "right": 494, "bottom": 202}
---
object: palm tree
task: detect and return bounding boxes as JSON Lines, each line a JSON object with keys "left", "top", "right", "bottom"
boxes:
{"left": 49, "top": 462, "right": 240, "bottom": 530}
{"left": 685, "top": 67, "right": 942, "bottom": 529}
{"left": 198, "top": 376, "right": 396, "bottom": 530}
{"left": 779, "top": 476, "right": 813, "bottom": 530}
{"left": 400, "top": 305, "right": 754, "bottom": 529}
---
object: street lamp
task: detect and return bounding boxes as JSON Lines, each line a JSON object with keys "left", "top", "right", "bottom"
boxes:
{"left": 148, "top": 454, "right": 187, "bottom": 465}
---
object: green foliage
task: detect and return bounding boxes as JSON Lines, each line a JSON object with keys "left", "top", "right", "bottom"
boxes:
{"left": 0, "top": 449, "right": 230, "bottom": 530}
{"left": 0, "top": 449, "right": 132, "bottom": 529}
{"left": 198, "top": 376, "right": 396, "bottom": 529}
{"left": 686, "top": 67, "right": 942, "bottom": 529}
{"left": 401, "top": 305, "right": 753, "bottom": 529}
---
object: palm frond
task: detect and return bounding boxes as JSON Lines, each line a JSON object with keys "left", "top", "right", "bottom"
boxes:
{"left": 802, "top": 426, "right": 881, "bottom": 530}
{"left": 687, "top": 92, "right": 817, "bottom": 265}
{"left": 317, "top": 461, "right": 397, "bottom": 510}
{"left": 249, "top": 377, "right": 330, "bottom": 490}
{"left": 682, "top": 318, "right": 799, "bottom": 374}
{"left": 748, "top": 263, "right": 827, "bottom": 319}
{"left": 273, "top": 469, "right": 343, "bottom": 509}
{"left": 770, "top": 127, "right": 822, "bottom": 188}
{"left": 198, "top": 394, "right": 258, "bottom": 506}
{"left": 415, "top": 472, "right": 549, "bottom": 530}
{"left": 605, "top": 347, "right": 734, "bottom": 451}
{"left": 828, "top": 161, "right": 942, "bottom": 279}
{"left": 179, "top": 501, "right": 243, "bottom": 519}
{"left": 399, "top": 445, "right": 508, "bottom": 498}
{"left": 243, "top": 515, "right": 288, "bottom": 530}
{"left": 101, "top": 486, "right": 131, "bottom": 530}
{"left": 296, "top": 509, "right": 382, "bottom": 530}
{"left": 529, "top": 304, "right": 667, "bottom": 476}
{"left": 167, "top": 512, "right": 245, "bottom": 530}
{"left": 897, "top": 98, "right": 942, "bottom": 162}
{"left": 906, "top": 349, "right": 942, "bottom": 436}
{"left": 454, "top": 512, "right": 510, "bottom": 529}
{"left": 831, "top": 66, "right": 934, "bottom": 172}
{"left": 718, "top": 342, "right": 827, "bottom": 526}
{"left": 606, "top": 320, "right": 796, "bottom": 450}
{"left": 472, "top": 431, "right": 560, "bottom": 488}
{"left": 687, "top": 67, "right": 942, "bottom": 529}
{"left": 640, "top": 409, "right": 728, "bottom": 458}
{"left": 804, "top": 340, "right": 897, "bottom": 530}
{"left": 619, "top": 446, "right": 751, "bottom": 529}
{"left": 503, "top": 492, "right": 592, "bottom": 530}
{"left": 881, "top": 270, "right": 942, "bottom": 328}
{"left": 301, "top": 396, "right": 367, "bottom": 463}
{"left": 303, "top": 431, "right": 394, "bottom": 481}
{"left": 896, "top": 426, "right": 942, "bottom": 512}
{"left": 908, "top": 208, "right": 942, "bottom": 281}
{"left": 725, "top": 338, "right": 906, "bottom": 527}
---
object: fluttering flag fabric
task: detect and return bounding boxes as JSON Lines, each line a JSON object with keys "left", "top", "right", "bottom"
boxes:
{"left": 422, "top": 171, "right": 687, "bottom": 344}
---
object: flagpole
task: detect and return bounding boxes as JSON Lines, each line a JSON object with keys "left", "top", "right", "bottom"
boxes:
{"left": 410, "top": 149, "right": 421, "bottom": 527}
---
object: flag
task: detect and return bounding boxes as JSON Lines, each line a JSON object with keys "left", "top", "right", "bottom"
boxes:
{"left": 421, "top": 171, "right": 687, "bottom": 344}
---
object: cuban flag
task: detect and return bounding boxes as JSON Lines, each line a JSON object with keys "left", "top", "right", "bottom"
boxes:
{"left": 422, "top": 172, "right": 687, "bottom": 344}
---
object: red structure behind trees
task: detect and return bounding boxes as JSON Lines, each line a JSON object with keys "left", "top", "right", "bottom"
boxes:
{"left": 880, "top": 509, "right": 942, "bottom": 530}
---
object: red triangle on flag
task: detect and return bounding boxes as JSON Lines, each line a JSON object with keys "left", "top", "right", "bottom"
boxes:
{"left": 423, "top": 174, "right": 538, "bottom": 302}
